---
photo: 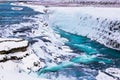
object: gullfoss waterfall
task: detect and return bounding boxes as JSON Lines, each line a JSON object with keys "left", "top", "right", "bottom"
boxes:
{"left": 0, "top": 2, "right": 120, "bottom": 80}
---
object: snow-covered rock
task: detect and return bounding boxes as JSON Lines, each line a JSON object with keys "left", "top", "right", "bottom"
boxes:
{"left": 0, "top": 38, "right": 45, "bottom": 80}
{"left": 0, "top": 38, "right": 28, "bottom": 54}
{"left": 0, "top": 38, "right": 43, "bottom": 71}
{"left": 0, "top": 38, "right": 28, "bottom": 62}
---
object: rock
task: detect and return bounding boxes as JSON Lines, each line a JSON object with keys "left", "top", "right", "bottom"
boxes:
{"left": 13, "top": 27, "right": 32, "bottom": 34}
{"left": 0, "top": 38, "right": 29, "bottom": 62}
{"left": 0, "top": 49, "right": 29, "bottom": 62}
{"left": 0, "top": 38, "right": 43, "bottom": 73}
{"left": 0, "top": 38, "right": 28, "bottom": 54}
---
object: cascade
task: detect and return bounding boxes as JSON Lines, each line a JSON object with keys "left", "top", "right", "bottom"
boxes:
{"left": 49, "top": 7, "right": 120, "bottom": 50}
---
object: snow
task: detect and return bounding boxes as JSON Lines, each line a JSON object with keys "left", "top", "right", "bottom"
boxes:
{"left": 49, "top": 7, "right": 120, "bottom": 19}
{"left": 13, "top": 3, "right": 46, "bottom": 13}
{"left": 106, "top": 68, "right": 120, "bottom": 78}
{"left": 0, "top": 38, "right": 28, "bottom": 52}
{"left": 96, "top": 68, "right": 120, "bottom": 80}
{"left": 0, "top": 61, "right": 48, "bottom": 80}
{"left": 0, "top": 38, "right": 23, "bottom": 42}
{"left": 96, "top": 71, "right": 116, "bottom": 80}
{"left": 79, "top": 7, "right": 120, "bottom": 20}
{"left": 0, "top": 46, "right": 47, "bottom": 80}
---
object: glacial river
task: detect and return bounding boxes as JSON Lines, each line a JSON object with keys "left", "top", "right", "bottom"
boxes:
{"left": 40, "top": 27, "right": 120, "bottom": 80}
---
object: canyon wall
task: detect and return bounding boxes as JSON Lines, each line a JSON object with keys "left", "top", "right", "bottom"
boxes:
{"left": 50, "top": 7, "right": 120, "bottom": 50}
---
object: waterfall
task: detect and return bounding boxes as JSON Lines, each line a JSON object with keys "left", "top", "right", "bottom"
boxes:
{"left": 49, "top": 7, "right": 120, "bottom": 50}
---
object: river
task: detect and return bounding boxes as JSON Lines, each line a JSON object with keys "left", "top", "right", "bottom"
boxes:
{"left": 0, "top": 2, "right": 120, "bottom": 80}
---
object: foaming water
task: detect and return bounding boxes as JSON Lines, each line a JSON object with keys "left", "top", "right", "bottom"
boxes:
{"left": 38, "top": 54, "right": 112, "bottom": 75}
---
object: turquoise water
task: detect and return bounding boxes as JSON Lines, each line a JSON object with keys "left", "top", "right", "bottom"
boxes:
{"left": 0, "top": 2, "right": 42, "bottom": 26}
{"left": 55, "top": 28, "right": 120, "bottom": 66}
{"left": 38, "top": 27, "right": 120, "bottom": 79}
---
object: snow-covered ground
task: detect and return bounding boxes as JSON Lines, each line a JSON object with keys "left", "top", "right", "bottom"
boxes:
{"left": 0, "top": 61, "right": 48, "bottom": 80}
{"left": 96, "top": 68, "right": 120, "bottom": 80}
